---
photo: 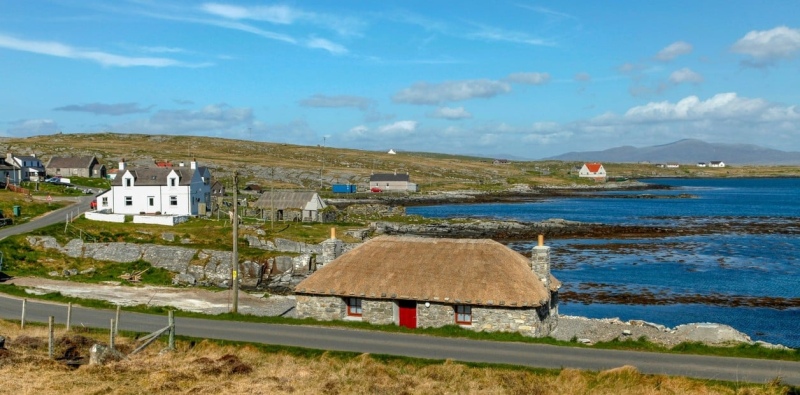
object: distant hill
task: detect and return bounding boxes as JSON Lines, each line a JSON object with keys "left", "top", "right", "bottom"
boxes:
{"left": 546, "top": 139, "right": 800, "bottom": 165}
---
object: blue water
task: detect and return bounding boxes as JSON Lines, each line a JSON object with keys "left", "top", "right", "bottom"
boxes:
{"left": 408, "top": 178, "right": 800, "bottom": 347}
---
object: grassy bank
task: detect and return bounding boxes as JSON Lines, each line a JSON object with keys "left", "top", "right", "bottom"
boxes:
{"left": 0, "top": 319, "right": 794, "bottom": 394}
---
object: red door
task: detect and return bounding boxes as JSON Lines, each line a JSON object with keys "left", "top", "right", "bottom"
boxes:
{"left": 398, "top": 300, "right": 417, "bottom": 329}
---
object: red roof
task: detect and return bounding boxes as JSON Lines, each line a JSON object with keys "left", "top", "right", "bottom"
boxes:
{"left": 584, "top": 163, "right": 603, "bottom": 173}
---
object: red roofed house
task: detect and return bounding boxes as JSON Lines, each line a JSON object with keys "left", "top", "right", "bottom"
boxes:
{"left": 578, "top": 162, "right": 606, "bottom": 180}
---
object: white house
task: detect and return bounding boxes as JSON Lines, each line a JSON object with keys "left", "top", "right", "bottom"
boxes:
{"left": 578, "top": 163, "right": 606, "bottom": 180}
{"left": 709, "top": 161, "right": 726, "bottom": 168}
{"left": 697, "top": 162, "right": 707, "bottom": 167}
{"left": 94, "top": 159, "right": 212, "bottom": 216}
{"left": 370, "top": 172, "right": 418, "bottom": 192}
{"left": 4, "top": 153, "right": 45, "bottom": 183}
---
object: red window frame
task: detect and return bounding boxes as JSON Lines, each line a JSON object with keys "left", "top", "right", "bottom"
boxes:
{"left": 347, "top": 298, "right": 362, "bottom": 317}
{"left": 455, "top": 305, "right": 472, "bottom": 325}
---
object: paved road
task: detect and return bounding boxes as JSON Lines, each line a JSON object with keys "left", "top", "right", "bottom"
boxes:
{"left": 2, "top": 295, "right": 798, "bottom": 385}
{"left": 0, "top": 194, "right": 95, "bottom": 241}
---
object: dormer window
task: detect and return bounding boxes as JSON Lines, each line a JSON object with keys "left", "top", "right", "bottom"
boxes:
{"left": 125, "top": 178, "right": 132, "bottom": 187}
{"left": 170, "top": 178, "right": 177, "bottom": 187}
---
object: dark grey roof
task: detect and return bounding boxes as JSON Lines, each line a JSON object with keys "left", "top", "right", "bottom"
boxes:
{"left": 370, "top": 173, "right": 410, "bottom": 182}
{"left": 111, "top": 167, "right": 195, "bottom": 187}
{"left": 46, "top": 156, "right": 97, "bottom": 169}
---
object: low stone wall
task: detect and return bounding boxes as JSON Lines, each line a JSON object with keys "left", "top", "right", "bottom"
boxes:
{"left": 84, "top": 212, "right": 125, "bottom": 223}
{"left": 26, "top": 236, "right": 313, "bottom": 289}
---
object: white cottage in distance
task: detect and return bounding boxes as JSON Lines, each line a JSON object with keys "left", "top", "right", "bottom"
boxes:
{"left": 95, "top": 158, "right": 212, "bottom": 216}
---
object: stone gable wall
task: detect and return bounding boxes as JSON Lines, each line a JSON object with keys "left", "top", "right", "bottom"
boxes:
{"left": 295, "top": 295, "right": 344, "bottom": 321}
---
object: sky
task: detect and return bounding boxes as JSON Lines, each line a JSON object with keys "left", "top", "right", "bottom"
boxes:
{"left": 1, "top": 1, "right": 799, "bottom": 159}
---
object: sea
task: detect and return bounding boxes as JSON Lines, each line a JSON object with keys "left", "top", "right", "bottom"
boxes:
{"left": 407, "top": 178, "right": 800, "bottom": 348}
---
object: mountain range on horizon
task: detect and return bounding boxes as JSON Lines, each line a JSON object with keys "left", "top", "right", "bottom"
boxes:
{"left": 544, "top": 139, "right": 800, "bottom": 165}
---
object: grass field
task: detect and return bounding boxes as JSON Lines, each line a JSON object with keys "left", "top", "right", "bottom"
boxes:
{"left": 0, "top": 319, "right": 794, "bottom": 394}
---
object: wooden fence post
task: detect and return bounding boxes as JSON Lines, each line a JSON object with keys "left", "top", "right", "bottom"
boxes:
{"left": 48, "top": 316, "right": 54, "bottom": 359}
{"left": 110, "top": 319, "right": 115, "bottom": 350}
{"left": 168, "top": 310, "right": 175, "bottom": 350}
{"left": 66, "top": 302, "right": 72, "bottom": 331}
{"left": 115, "top": 306, "right": 120, "bottom": 335}
{"left": 21, "top": 299, "right": 26, "bottom": 329}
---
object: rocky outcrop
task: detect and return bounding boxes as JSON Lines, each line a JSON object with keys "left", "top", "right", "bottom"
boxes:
{"left": 371, "top": 218, "right": 590, "bottom": 240}
{"left": 26, "top": 236, "right": 304, "bottom": 291}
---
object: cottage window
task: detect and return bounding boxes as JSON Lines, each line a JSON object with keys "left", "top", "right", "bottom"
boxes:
{"left": 170, "top": 178, "right": 176, "bottom": 187}
{"left": 124, "top": 196, "right": 132, "bottom": 206}
{"left": 170, "top": 196, "right": 178, "bottom": 206}
{"left": 455, "top": 305, "right": 472, "bottom": 325}
{"left": 125, "top": 178, "right": 132, "bottom": 187}
{"left": 148, "top": 196, "right": 155, "bottom": 207}
{"left": 101, "top": 197, "right": 108, "bottom": 207}
{"left": 346, "top": 298, "right": 362, "bottom": 317}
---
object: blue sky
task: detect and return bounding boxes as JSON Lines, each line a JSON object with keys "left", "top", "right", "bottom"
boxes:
{"left": 2, "top": 1, "right": 799, "bottom": 159}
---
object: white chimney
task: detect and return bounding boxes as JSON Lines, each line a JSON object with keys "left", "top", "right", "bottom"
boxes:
{"left": 118, "top": 158, "right": 126, "bottom": 170}
{"left": 190, "top": 158, "right": 197, "bottom": 169}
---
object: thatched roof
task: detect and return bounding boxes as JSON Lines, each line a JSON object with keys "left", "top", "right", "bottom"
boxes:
{"left": 296, "top": 236, "right": 559, "bottom": 307}
{"left": 252, "top": 191, "right": 326, "bottom": 211}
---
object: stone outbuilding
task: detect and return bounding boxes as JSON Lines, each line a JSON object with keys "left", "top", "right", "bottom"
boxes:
{"left": 252, "top": 190, "right": 327, "bottom": 222}
{"left": 295, "top": 235, "right": 560, "bottom": 337}
{"left": 45, "top": 156, "right": 106, "bottom": 178}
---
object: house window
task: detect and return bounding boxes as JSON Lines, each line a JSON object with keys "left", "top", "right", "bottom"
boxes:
{"left": 101, "top": 197, "right": 108, "bottom": 207}
{"left": 346, "top": 298, "right": 362, "bottom": 317}
{"left": 455, "top": 305, "right": 472, "bottom": 325}
{"left": 170, "top": 178, "right": 176, "bottom": 187}
{"left": 148, "top": 196, "right": 155, "bottom": 207}
{"left": 125, "top": 178, "right": 132, "bottom": 187}
{"left": 124, "top": 196, "right": 132, "bottom": 206}
{"left": 170, "top": 196, "right": 178, "bottom": 206}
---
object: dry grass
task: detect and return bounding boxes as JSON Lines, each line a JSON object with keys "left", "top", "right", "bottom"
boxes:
{"left": 0, "top": 320, "right": 792, "bottom": 395}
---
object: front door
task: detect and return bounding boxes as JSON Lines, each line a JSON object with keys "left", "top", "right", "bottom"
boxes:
{"left": 398, "top": 300, "right": 417, "bottom": 329}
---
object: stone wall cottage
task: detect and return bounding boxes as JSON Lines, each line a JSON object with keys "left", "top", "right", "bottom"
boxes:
{"left": 252, "top": 190, "right": 327, "bottom": 222}
{"left": 295, "top": 235, "right": 561, "bottom": 337}
{"left": 45, "top": 156, "right": 106, "bottom": 178}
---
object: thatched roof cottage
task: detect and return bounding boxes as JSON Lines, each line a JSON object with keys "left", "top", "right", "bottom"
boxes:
{"left": 295, "top": 234, "right": 560, "bottom": 337}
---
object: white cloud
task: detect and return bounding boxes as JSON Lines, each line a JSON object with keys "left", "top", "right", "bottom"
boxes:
{"left": 669, "top": 68, "right": 704, "bottom": 84}
{"left": 200, "top": 2, "right": 363, "bottom": 36}
{"left": 428, "top": 107, "right": 472, "bottom": 120}
{"left": 0, "top": 33, "right": 204, "bottom": 68}
{"left": 6, "top": 119, "right": 59, "bottom": 137}
{"left": 299, "top": 94, "right": 374, "bottom": 110}
{"left": 468, "top": 24, "right": 555, "bottom": 46}
{"left": 115, "top": 103, "right": 253, "bottom": 135}
{"left": 623, "top": 93, "right": 768, "bottom": 121}
{"left": 655, "top": 41, "right": 693, "bottom": 61}
{"left": 54, "top": 102, "right": 154, "bottom": 116}
{"left": 506, "top": 72, "right": 551, "bottom": 85}
{"left": 392, "top": 79, "right": 511, "bottom": 105}
{"left": 305, "top": 37, "right": 347, "bottom": 55}
{"left": 378, "top": 120, "right": 417, "bottom": 135}
{"left": 731, "top": 26, "right": 800, "bottom": 67}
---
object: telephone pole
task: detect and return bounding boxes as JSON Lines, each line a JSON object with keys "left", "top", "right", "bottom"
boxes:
{"left": 319, "top": 136, "right": 326, "bottom": 189}
{"left": 231, "top": 172, "right": 239, "bottom": 313}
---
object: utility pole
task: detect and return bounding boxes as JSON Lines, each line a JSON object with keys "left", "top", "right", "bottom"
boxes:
{"left": 319, "top": 136, "right": 326, "bottom": 190}
{"left": 270, "top": 167, "right": 275, "bottom": 231}
{"left": 231, "top": 172, "right": 239, "bottom": 313}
